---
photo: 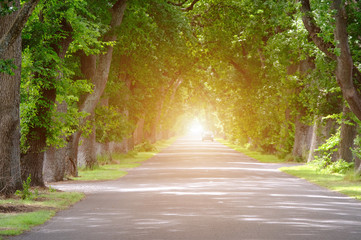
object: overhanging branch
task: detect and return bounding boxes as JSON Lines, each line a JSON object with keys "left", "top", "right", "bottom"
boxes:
{"left": 182, "top": 0, "right": 200, "bottom": 11}
{"left": 0, "top": 0, "right": 40, "bottom": 57}
{"left": 300, "top": 0, "right": 361, "bottom": 84}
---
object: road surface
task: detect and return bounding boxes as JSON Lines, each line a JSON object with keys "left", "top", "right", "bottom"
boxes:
{"left": 12, "top": 136, "right": 361, "bottom": 240}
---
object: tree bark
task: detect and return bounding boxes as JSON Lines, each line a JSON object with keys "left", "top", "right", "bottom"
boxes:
{"left": 43, "top": 101, "right": 68, "bottom": 182}
{"left": 292, "top": 118, "right": 313, "bottom": 160}
{"left": 333, "top": 0, "right": 361, "bottom": 121}
{"left": 307, "top": 118, "right": 319, "bottom": 163}
{"left": 0, "top": 0, "right": 23, "bottom": 195}
{"left": 133, "top": 117, "right": 145, "bottom": 146}
{"left": 78, "top": 123, "right": 97, "bottom": 169}
{"left": 0, "top": 0, "right": 40, "bottom": 57}
{"left": 300, "top": 0, "right": 361, "bottom": 121}
{"left": 338, "top": 105, "right": 357, "bottom": 163}
{"left": 43, "top": 146, "right": 66, "bottom": 182}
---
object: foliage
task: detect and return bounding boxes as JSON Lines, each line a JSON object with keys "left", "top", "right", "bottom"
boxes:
{"left": 0, "top": 0, "right": 18, "bottom": 16}
{"left": 134, "top": 140, "right": 158, "bottom": 152}
{"left": 95, "top": 105, "right": 133, "bottom": 143}
{"left": 19, "top": 0, "right": 104, "bottom": 152}
{"left": 351, "top": 134, "right": 361, "bottom": 162}
{"left": 15, "top": 175, "right": 38, "bottom": 200}
{"left": 0, "top": 59, "right": 17, "bottom": 75}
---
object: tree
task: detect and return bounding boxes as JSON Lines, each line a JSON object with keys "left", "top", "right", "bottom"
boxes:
{"left": 67, "top": 0, "right": 128, "bottom": 174}
{"left": 300, "top": 0, "right": 361, "bottom": 121}
{"left": 0, "top": 0, "right": 40, "bottom": 195}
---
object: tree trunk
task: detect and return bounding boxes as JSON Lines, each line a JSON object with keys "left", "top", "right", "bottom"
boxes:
{"left": 292, "top": 119, "right": 313, "bottom": 160}
{"left": 21, "top": 18, "right": 73, "bottom": 186}
{"left": 338, "top": 106, "right": 357, "bottom": 163}
{"left": 150, "top": 98, "right": 164, "bottom": 143}
{"left": 134, "top": 118, "right": 145, "bottom": 146}
{"left": 43, "top": 101, "right": 68, "bottom": 182}
{"left": 333, "top": 0, "right": 361, "bottom": 122}
{"left": 300, "top": 0, "right": 361, "bottom": 121}
{"left": 78, "top": 117, "right": 97, "bottom": 169}
{"left": 65, "top": 133, "right": 80, "bottom": 177}
{"left": 43, "top": 146, "right": 66, "bottom": 182}
{"left": 307, "top": 118, "right": 320, "bottom": 163}
{"left": 21, "top": 84, "right": 55, "bottom": 187}
{"left": 0, "top": 0, "right": 23, "bottom": 195}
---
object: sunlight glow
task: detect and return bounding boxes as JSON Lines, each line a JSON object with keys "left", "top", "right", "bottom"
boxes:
{"left": 188, "top": 119, "right": 203, "bottom": 135}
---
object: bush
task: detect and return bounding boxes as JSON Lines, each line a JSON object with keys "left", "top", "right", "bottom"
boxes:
{"left": 327, "top": 160, "right": 354, "bottom": 174}
{"left": 15, "top": 175, "right": 38, "bottom": 200}
{"left": 134, "top": 140, "right": 158, "bottom": 152}
{"left": 310, "top": 158, "right": 354, "bottom": 174}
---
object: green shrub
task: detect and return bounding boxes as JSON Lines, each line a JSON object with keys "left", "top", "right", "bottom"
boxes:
{"left": 310, "top": 158, "right": 354, "bottom": 174}
{"left": 15, "top": 175, "right": 38, "bottom": 200}
{"left": 134, "top": 140, "right": 158, "bottom": 152}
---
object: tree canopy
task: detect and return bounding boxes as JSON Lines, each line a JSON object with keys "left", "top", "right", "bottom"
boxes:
{"left": 1, "top": 0, "right": 361, "bottom": 194}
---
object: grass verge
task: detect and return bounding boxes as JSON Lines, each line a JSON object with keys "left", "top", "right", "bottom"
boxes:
{"left": 0, "top": 189, "right": 84, "bottom": 239}
{"left": 217, "top": 138, "right": 285, "bottom": 163}
{"left": 73, "top": 137, "right": 177, "bottom": 181}
{"left": 280, "top": 165, "right": 361, "bottom": 200}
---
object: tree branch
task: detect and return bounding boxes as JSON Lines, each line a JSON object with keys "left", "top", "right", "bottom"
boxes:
{"left": 229, "top": 59, "right": 252, "bottom": 84}
{"left": 300, "top": 0, "right": 361, "bottom": 85}
{"left": 333, "top": 0, "right": 361, "bottom": 121}
{"left": 167, "top": 0, "right": 188, "bottom": 7}
{"left": 182, "top": 0, "right": 199, "bottom": 11}
{"left": 300, "top": 0, "right": 336, "bottom": 61}
{"left": 0, "top": 0, "right": 40, "bottom": 58}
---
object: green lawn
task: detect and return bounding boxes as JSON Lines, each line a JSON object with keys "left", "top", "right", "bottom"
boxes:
{"left": 280, "top": 165, "right": 361, "bottom": 200}
{"left": 0, "top": 190, "right": 84, "bottom": 238}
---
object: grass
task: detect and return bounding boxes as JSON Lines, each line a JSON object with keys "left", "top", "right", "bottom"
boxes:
{"left": 217, "top": 138, "right": 286, "bottom": 163}
{"left": 0, "top": 190, "right": 84, "bottom": 238}
{"left": 73, "top": 137, "right": 177, "bottom": 181}
{"left": 280, "top": 165, "right": 361, "bottom": 200}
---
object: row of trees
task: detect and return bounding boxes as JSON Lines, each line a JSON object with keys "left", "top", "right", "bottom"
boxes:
{"left": 1, "top": 0, "right": 361, "bottom": 196}
{"left": 198, "top": 0, "right": 361, "bottom": 169}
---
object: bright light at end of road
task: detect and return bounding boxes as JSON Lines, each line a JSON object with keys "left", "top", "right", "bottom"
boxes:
{"left": 189, "top": 120, "right": 203, "bottom": 135}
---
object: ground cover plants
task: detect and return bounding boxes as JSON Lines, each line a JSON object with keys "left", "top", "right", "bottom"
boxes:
{"left": 0, "top": 187, "right": 84, "bottom": 239}
{"left": 280, "top": 165, "right": 361, "bottom": 200}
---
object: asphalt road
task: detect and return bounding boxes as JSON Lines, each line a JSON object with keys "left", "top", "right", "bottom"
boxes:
{"left": 12, "top": 136, "right": 361, "bottom": 240}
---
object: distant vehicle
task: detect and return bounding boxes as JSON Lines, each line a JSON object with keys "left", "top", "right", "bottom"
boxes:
{"left": 202, "top": 131, "right": 214, "bottom": 141}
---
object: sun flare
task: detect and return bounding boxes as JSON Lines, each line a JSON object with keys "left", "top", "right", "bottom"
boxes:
{"left": 189, "top": 119, "right": 204, "bottom": 135}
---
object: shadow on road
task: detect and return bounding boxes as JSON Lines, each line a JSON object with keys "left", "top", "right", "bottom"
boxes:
{"left": 14, "top": 136, "right": 361, "bottom": 240}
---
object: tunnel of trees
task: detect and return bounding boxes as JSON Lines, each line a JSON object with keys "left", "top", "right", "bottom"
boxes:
{"left": 1, "top": 0, "right": 361, "bottom": 196}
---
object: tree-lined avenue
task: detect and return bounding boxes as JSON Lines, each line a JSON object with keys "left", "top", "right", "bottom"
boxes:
{"left": 13, "top": 137, "right": 361, "bottom": 240}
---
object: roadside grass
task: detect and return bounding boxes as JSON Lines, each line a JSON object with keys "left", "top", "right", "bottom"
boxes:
{"left": 73, "top": 137, "right": 176, "bottom": 181}
{"left": 0, "top": 190, "right": 84, "bottom": 239}
{"left": 216, "top": 138, "right": 285, "bottom": 163}
{"left": 280, "top": 165, "right": 361, "bottom": 200}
